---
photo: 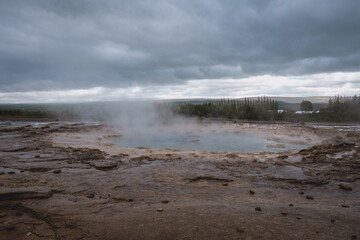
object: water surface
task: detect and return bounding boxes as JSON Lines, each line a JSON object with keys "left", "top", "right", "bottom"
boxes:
{"left": 112, "top": 131, "right": 309, "bottom": 152}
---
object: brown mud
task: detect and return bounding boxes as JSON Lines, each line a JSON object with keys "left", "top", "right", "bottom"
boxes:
{"left": 0, "top": 121, "right": 359, "bottom": 240}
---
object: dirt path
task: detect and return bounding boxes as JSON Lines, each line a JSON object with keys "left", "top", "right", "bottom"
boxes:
{"left": 0, "top": 121, "right": 359, "bottom": 239}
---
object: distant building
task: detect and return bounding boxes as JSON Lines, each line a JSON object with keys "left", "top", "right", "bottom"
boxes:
{"left": 295, "top": 111, "right": 314, "bottom": 114}
{"left": 277, "top": 109, "right": 286, "bottom": 114}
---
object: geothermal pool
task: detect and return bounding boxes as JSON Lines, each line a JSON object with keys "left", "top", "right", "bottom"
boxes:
{"left": 111, "top": 131, "right": 309, "bottom": 152}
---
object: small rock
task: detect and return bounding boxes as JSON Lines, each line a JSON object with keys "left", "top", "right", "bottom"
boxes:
{"left": 15, "top": 212, "right": 23, "bottom": 216}
{"left": 221, "top": 182, "right": 228, "bottom": 186}
{"left": 299, "top": 191, "right": 304, "bottom": 195}
{"left": 157, "top": 208, "right": 164, "bottom": 212}
{"left": 26, "top": 232, "right": 32, "bottom": 236}
{"left": 53, "top": 170, "right": 61, "bottom": 174}
{"left": 0, "top": 213, "right": 7, "bottom": 218}
{"left": 351, "top": 235, "right": 357, "bottom": 239}
{"left": 113, "top": 195, "right": 134, "bottom": 202}
{"left": 161, "top": 200, "right": 169, "bottom": 204}
{"left": 87, "top": 193, "right": 95, "bottom": 199}
{"left": 296, "top": 216, "right": 302, "bottom": 220}
{"left": 331, "top": 219, "right": 335, "bottom": 223}
{"left": 255, "top": 206, "right": 261, "bottom": 211}
{"left": 237, "top": 227, "right": 245, "bottom": 233}
{"left": 281, "top": 211, "right": 287, "bottom": 216}
{"left": 35, "top": 155, "right": 40, "bottom": 158}
{"left": 8, "top": 171, "right": 15, "bottom": 175}
{"left": 93, "top": 162, "right": 118, "bottom": 171}
{"left": 341, "top": 204, "right": 350, "bottom": 208}
{"left": 339, "top": 183, "right": 352, "bottom": 191}
{"left": 289, "top": 204, "right": 294, "bottom": 207}
{"left": 306, "top": 195, "right": 314, "bottom": 200}
{"left": 249, "top": 190, "right": 255, "bottom": 195}
{"left": 6, "top": 226, "right": 15, "bottom": 231}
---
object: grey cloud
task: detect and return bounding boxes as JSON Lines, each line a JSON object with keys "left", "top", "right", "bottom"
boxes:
{"left": 0, "top": 0, "right": 360, "bottom": 92}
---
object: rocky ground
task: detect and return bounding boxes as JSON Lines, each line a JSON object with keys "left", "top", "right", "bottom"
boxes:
{"left": 0, "top": 121, "right": 359, "bottom": 240}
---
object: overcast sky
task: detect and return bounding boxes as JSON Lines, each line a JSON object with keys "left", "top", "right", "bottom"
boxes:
{"left": 0, "top": 0, "right": 359, "bottom": 103}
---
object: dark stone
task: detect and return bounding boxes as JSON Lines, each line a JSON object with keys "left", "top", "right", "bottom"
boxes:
{"left": 161, "top": 200, "right": 169, "bottom": 204}
{"left": 87, "top": 193, "right": 95, "bottom": 199}
{"left": 237, "top": 227, "right": 245, "bottom": 233}
{"left": 0, "top": 187, "right": 53, "bottom": 201}
{"left": 255, "top": 206, "right": 261, "bottom": 211}
{"left": 184, "top": 176, "right": 233, "bottom": 183}
{"left": 113, "top": 195, "right": 133, "bottom": 202}
{"left": 93, "top": 162, "right": 118, "bottom": 171}
{"left": 306, "top": 195, "right": 314, "bottom": 200}
{"left": 249, "top": 190, "right": 255, "bottom": 195}
{"left": 6, "top": 226, "right": 16, "bottom": 231}
{"left": 339, "top": 183, "right": 352, "bottom": 191}
{"left": 53, "top": 170, "right": 62, "bottom": 174}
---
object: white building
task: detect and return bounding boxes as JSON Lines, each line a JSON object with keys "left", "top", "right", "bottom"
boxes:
{"left": 295, "top": 111, "right": 314, "bottom": 114}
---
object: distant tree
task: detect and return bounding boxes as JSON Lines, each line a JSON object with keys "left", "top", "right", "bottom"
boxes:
{"left": 174, "top": 96, "right": 279, "bottom": 121}
{"left": 300, "top": 101, "right": 313, "bottom": 111}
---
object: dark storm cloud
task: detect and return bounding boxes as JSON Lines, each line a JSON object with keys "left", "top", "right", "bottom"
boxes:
{"left": 0, "top": 0, "right": 360, "bottom": 92}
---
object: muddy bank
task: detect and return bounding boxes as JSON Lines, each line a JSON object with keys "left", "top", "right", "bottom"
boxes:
{"left": 0, "top": 121, "right": 359, "bottom": 240}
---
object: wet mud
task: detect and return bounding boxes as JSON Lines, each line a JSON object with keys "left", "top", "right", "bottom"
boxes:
{"left": 0, "top": 121, "right": 359, "bottom": 239}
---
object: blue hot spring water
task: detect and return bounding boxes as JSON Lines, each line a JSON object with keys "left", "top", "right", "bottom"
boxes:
{"left": 111, "top": 131, "right": 308, "bottom": 152}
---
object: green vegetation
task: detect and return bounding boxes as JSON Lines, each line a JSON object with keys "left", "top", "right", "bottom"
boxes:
{"left": 0, "top": 108, "right": 56, "bottom": 119}
{"left": 0, "top": 104, "right": 77, "bottom": 120}
{"left": 317, "top": 95, "right": 360, "bottom": 122}
{"left": 174, "top": 95, "right": 360, "bottom": 123}
{"left": 300, "top": 101, "right": 313, "bottom": 111}
{"left": 0, "top": 95, "right": 359, "bottom": 123}
{"left": 174, "top": 97, "right": 281, "bottom": 121}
